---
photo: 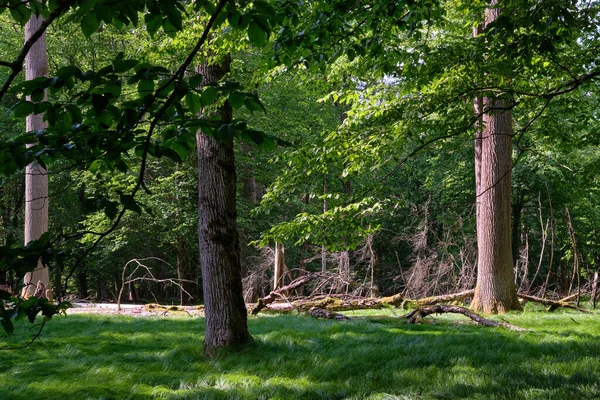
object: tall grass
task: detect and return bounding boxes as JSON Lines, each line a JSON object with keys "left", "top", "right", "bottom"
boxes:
{"left": 1, "top": 307, "right": 599, "bottom": 399}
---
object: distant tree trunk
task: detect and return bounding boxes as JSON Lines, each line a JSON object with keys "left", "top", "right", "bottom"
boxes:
{"left": 196, "top": 56, "right": 251, "bottom": 353}
{"left": 176, "top": 236, "right": 197, "bottom": 305}
{"left": 22, "top": 10, "right": 51, "bottom": 299}
{"left": 321, "top": 174, "right": 328, "bottom": 272}
{"left": 240, "top": 142, "right": 259, "bottom": 204}
{"left": 77, "top": 269, "right": 88, "bottom": 299}
{"left": 273, "top": 242, "right": 287, "bottom": 290}
{"left": 471, "top": 5, "right": 521, "bottom": 313}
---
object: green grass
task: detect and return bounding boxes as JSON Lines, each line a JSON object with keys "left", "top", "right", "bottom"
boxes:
{"left": 1, "top": 308, "right": 600, "bottom": 399}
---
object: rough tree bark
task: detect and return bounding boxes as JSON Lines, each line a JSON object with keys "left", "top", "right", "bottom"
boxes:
{"left": 471, "top": 5, "right": 521, "bottom": 313}
{"left": 196, "top": 55, "right": 251, "bottom": 353}
{"left": 22, "top": 10, "right": 51, "bottom": 299}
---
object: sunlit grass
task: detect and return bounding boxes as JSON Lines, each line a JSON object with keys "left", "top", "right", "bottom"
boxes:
{"left": 1, "top": 307, "right": 599, "bottom": 399}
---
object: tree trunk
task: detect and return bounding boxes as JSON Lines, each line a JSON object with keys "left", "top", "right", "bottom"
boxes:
{"left": 22, "top": 10, "right": 51, "bottom": 299}
{"left": 273, "top": 242, "right": 287, "bottom": 290}
{"left": 196, "top": 56, "right": 251, "bottom": 353}
{"left": 471, "top": 94, "right": 521, "bottom": 313}
{"left": 471, "top": 5, "right": 521, "bottom": 313}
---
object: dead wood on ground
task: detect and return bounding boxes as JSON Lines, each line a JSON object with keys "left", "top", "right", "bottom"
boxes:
{"left": 517, "top": 293, "right": 593, "bottom": 313}
{"left": 308, "top": 307, "right": 348, "bottom": 320}
{"left": 404, "top": 305, "right": 527, "bottom": 331}
{"left": 250, "top": 271, "right": 594, "bottom": 315}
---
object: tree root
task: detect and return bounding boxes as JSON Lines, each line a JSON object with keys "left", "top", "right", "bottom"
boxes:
{"left": 404, "top": 305, "right": 528, "bottom": 331}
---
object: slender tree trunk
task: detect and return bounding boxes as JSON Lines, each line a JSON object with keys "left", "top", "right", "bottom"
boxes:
{"left": 471, "top": 5, "right": 521, "bottom": 313}
{"left": 321, "top": 174, "right": 328, "bottom": 272}
{"left": 22, "top": 10, "right": 51, "bottom": 299}
{"left": 196, "top": 56, "right": 251, "bottom": 353}
{"left": 273, "top": 242, "right": 287, "bottom": 290}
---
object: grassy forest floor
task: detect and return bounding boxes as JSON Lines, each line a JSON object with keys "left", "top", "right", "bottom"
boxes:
{"left": 1, "top": 306, "right": 599, "bottom": 399}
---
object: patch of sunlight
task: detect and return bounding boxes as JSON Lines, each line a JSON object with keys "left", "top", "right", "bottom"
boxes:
{"left": 152, "top": 385, "right": 175, "bottom": 397}
{"left": 362, "top": 394, "right": 420, "bottom": 400}
{"left": 265, "top": 375, "right": 313, "bottom": 390}
{"left": 131, "top": 383, "right": 157, "bottom": 397}
{"left": 229, "top": 372, "right": 262, "bottom": 387}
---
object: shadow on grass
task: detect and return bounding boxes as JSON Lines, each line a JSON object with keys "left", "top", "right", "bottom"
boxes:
{"left": 1, "top": 312, "right": 600, "bottom": 399}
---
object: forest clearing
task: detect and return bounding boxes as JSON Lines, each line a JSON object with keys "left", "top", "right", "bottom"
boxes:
{"left": 1, "top": 0, "right": 600, "bottom": 398}
{"left": 2, "top": 308, "right": 600, "bottom": 399}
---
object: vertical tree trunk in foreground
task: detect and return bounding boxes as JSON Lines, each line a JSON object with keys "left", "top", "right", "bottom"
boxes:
{"left": 22, "top": 10, "right": 51, "bottom": 299}
{"left": 471, "top": 5, "right": 521, "bottom": 313}
{"left": 196, "top": 56, "right": 251, "bottom": 352}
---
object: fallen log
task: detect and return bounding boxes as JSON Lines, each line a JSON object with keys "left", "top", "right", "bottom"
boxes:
{"left": 253, "top": 293, "right": 405, "bottom": 314}
{"left": 250, "top": 274, "right": 314, "bottom": 314}
{"left": 409, "top": 289, "right": 475, "bottom": 307}
{"left": 404, "top": 305, "right": 527, "bottom": 331}
{"left": 517, "top": 293, "right": 592, "bottom": 313}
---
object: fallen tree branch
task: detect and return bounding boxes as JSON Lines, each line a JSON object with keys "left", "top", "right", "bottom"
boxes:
{"left": 250, "top": 274, "right": 315, "bottom": 314}
{"left": 517, "top": 293, "right": 592, "bottom": 313}
{"left": 404, "top": 305, "right": 527, "bottom": 331}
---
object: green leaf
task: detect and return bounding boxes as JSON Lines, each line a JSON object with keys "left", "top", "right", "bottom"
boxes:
{"left": 166, "top": 9, "right": 183, "bottom": 31}
{"left": 244, "top": 96, "right": 266, "bottom": 113}
{"left": 201, "top": 87, "right": 219, "bottom": 106}
{"left": 138, "top": 79, "right": 154, "bottom": 96}
{"left": 104, "top": 82, "right": 121, "bottom": 97}
{"left": 31, "top": 87, "right": 45, "bottom": 102}
{"left": 248, "top": 21, "right": 267, "bottom": 47}
{"left": 56, "top": 65, "right": 81, "bottom": 80}
{"left": 185, "top": 92, "right": 201, "bottom": 115}
{"left": 13, "top": 101, "right": 35, "bottom": 118}
{"left": 81, "top": 13, "right": 100, "bottom": 38}
{"left": 228, "top": 10, "right": 242, "bottom": 29}
{"left": 120, "top": 194, "right": 142, "bottom": 215}
{"left": 145, "top": 13, "right": 162, "bottom": 36}
{"left": 104, "top": 201, "right": 119, "bottom": 220}
{"left": 228, "top": 92, "right": 245, "bottom": 109}
{"left": 9, "top": 4, "right": 30, "bottom": 26}
{"left": 189, "top": 74, "right": 203, "bottom": 88}
{"left": 1, "top": 318, "right": 14, "bottom": 336}
{"left": 113, "top": 59, "right": 138, "bottom": 73}
{"left": 0, "top": 290, "right": 10, "bottom": 301}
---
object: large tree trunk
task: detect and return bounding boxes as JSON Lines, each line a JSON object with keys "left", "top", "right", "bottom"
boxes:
{"left": 22, "top": 10, "right": 51, "bottom": 299}
{"left": 472, "top": 96, "right": 521, "bottom": 313}
{"left": 196, "top": 56, "right": 251, "bottom": 353}
{"left": 471, "top": 5, "right": 521, "bottom": 313}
